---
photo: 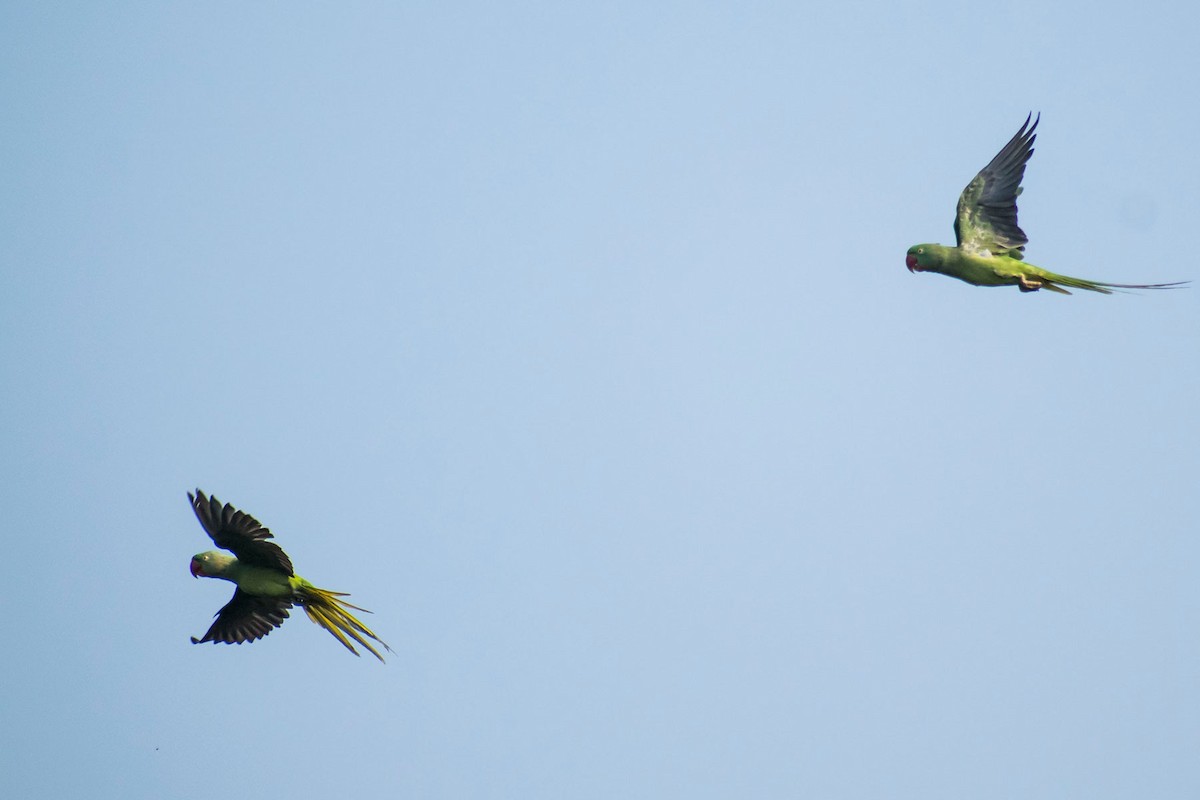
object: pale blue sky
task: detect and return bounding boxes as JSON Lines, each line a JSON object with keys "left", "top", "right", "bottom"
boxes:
{"left": 3, "top": 2, "right": 1199, "bottom": 798}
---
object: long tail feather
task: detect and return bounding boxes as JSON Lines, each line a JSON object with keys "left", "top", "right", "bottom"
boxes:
{"left": 1044, "top": 274, "right": 1189, "bottom": 295}
{"left": 296, "top": 583, "right": 393, "bottom": 663}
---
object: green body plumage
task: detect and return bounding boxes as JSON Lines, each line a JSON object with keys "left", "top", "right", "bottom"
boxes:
{"left": 191, "top": 551, "right": 293, "bottom": 595}
{"left": 906, "top": 114, "right": 1186, "bottom": 295}
{"left": 905, "top": 243, "right": 1146, "bottom": 295}
{"left": 187, "top": 490, "right": 391, "bottom": 662}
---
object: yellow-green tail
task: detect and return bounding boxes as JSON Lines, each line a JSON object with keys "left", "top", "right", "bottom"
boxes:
{"left": 1037, "top": 268, "right": 1188, "bottom": 295}
{"left": 297, "top": 584, "right": 392, "bottom": 663}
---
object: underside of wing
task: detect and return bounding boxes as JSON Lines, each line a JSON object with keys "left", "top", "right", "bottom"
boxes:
{"left": 192, "top": 589, "right": 293, "bottom": 645}
{"left": 955, "top": 114, "right": 1039, "bottom": 256}
{"left": 189, "top": 490, "right": 294, "bottom": 575}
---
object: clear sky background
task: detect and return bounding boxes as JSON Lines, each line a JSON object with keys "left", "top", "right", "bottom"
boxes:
{"left": 3, "top": 2, "right": 1198, "bottom": 798}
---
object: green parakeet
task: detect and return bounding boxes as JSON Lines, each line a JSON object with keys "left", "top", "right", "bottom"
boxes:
{"left": 906, "top": 114, "right": 1186, "bottom": 294}
{"left": 187, "top": 490, "right": 391, "bottom": 662}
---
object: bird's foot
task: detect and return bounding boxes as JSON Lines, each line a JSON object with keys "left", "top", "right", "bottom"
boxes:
{"left": 1018, "top": 276, "right": 1042, "bottom": 292}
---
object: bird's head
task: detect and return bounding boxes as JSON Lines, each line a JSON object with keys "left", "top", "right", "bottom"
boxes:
{"left": 906, "top": 245, "right": 932, "bottom": 273}
{"left": 190, "top": 550, "right": 235, "bottom": 579}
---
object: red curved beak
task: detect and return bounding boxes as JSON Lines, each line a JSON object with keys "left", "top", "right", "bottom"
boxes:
{"left": 906, "top": 254, "right": 919, "bottom": 273}
{"left": 189, "top": 558, "right": 201, "bottom": 578}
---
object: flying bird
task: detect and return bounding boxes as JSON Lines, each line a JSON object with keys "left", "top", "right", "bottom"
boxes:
{"left": 187, "top": 490, "right": 391, "bottom": 662}
{"left": 906, "top": 114, "right": 1186, "bottom": 294}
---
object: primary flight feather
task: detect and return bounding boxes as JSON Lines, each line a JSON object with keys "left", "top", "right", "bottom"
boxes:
{"left": 906, "top": 114, "right": 1186, "bottom": 294}
{"left": 187, "top": 490, "right": 392, "bottom": 662}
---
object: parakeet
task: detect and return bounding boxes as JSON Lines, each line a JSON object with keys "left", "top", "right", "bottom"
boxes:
{"left": 187, "top": 490, "right": 391, "bottom": 662}
{"left": 906, "top": 114, "right": 1186, "bottom": 294}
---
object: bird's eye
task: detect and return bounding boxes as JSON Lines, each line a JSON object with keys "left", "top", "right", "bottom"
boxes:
{"left": 918, "top": 248, "right": 924, "bottom": 254}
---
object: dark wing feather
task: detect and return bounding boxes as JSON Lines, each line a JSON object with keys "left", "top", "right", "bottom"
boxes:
{"left": 191, "top": 589, "right": 293, "bottom": 645}
{"left": 954, "top": 113, "right": 1039, "bottom": 256}
{"left": 189, "top": 490, "right": 294, "bottom": 575}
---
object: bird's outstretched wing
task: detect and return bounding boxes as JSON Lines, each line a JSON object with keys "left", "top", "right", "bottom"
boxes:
{"left": 191, "top": 589, "right": 293, "bottom": 645}
{"left": 189, "top": 489, "right": 294, "bottom": 575}
{"left": 955, "top": 113, "right": 1039, "bottom": 257}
